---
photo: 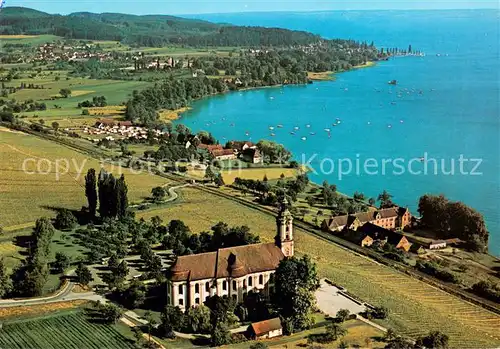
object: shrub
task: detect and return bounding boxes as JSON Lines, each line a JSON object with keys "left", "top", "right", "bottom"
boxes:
{"left": 54, "top": 209, "right": 77, "bottom": 230}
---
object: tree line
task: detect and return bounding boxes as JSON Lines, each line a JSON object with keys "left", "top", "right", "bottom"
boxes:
{"left": 84, "top": 168, "right": 128, "bottom": 220}
{"left": 418, "top": 194, "right": 489, "bottom": 252}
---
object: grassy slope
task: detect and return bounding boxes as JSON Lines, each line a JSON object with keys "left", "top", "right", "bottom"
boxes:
{"left": 137, "top": 187, "right": 500, "bottom": 348}
{"left": 0, "top": 129, "right": 169, "bottom": 228}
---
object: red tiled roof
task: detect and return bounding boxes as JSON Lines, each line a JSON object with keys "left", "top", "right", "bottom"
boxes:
{"left": 325, "top": 207, "right": 407, "bottom": 231}
{"left": 251, "top": 318, "right": 282, "bottom": 336}
{"left": 212, "top": 149, "right": 235, "bottom": 157}
{"left": 170, "top": 243, "right": 284, "bottom": 282}
{"left": 198, "top": 144, "right": 223, "bottom": 151}
{"left": 97, "top": 119, "right": 116, "bottom": 125}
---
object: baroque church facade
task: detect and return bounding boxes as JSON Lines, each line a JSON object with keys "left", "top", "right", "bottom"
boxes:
{"left": 167, "top": 200, "right": 294, "bottom": 311}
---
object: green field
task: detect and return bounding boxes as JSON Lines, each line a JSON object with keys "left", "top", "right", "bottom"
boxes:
{"left": 0, "top": 311, "right": 136, "bottom": 349}
{"left": 0, "top": 34, "right": 60, "bottom": 46}
{"left": 7, "top": 77, "right": 150, "bottom": 107}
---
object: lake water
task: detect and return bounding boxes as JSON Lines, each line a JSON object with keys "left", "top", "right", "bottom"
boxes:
{"left": 179, "top": 10, "right": 500, "bottom": 255}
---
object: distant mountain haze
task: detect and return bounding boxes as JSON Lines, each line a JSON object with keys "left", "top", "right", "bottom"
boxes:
{"left": 4, "top": 0, "right": 499, "bottom": 15}
{"left": 0, "top": 7, "right": 326, "bottom": 47}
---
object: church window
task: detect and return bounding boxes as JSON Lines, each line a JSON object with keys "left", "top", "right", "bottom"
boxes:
{"left": 222, "top": 281, "right": 227, "bottom": 290}
{"left": 259, "top": 275, "right": 264, "bottom": 285}
{"left": 179, "top": 299, "right": 184, "bottom": 306}
{"left": 232, "top": 294, "right": 237, "bottom": 302}
{"left": 233, "top": 280, "right": 237, "bottom": 290}
{"left": 195, "top": 297, "right": 200, "bottom": 305}
{"left": 195, "top": 284, "right": 199, "bottom": 293}
{"left": 248, "top": 277, "right": 253, "bottom": 286}
{"left": 243, "top": 280, "right": 246, "bottom": 288}
{"left": 178, "top": 285, "right": 183, "bottom": 295}
{"left": 205, "top": 282, "right": 210, "bottom": 292}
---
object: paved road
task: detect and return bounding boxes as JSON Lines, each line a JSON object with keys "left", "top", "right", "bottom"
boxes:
{"left": 129, "top": 183, "right": 190, "bottom": 209}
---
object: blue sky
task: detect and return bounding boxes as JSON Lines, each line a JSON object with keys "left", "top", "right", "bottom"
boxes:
{"left": 6, "top": 0, "right": 499, "bottom": 15}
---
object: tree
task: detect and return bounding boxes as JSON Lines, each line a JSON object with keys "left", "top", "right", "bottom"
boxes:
{"left": 418, "top": 194, "right": 489, "bottom": 251}
{"left": 99, "top": 303, "right": 123, "bottom": 324}
{"left": 335, "top": 309, "right": 350, "bottom": 323}
{"left": 368, "top": 197, "right": 376, "bottom": 206}
{"left": 214, "top": 173, "right": 225, "bottom": 187}
{"left": 116, "top": 174, "right": 129, "bottom": 218}
{"left": 151, "top": 186, "right": 167, "bottom": 202}
{"left": 205, "top": 166, "right": 217, "bottom": 182}
{"left": 185, "top": 305, "right": 211, "bottom": 334}
{"left": 54, "top": 209, "right": 77, "bottom": 230}
{"left": 10, "top": 258, "right": 48, "bottom": 297}
{"left": 0, "top": 258, "right": 12, "bottom": 298}
{"left": 108, "top": 254, "right": 119, "bottom": 270}
{"left": 377, "top": 190, "right": 394, "bottom": 208}
{"left": 159, "top": 305, "right": 183, "bottom": 338}
{"left": 416, "top": 331, "right": 449, "bottom": 349}
{"left": 272, "top": 255, "right": 319, "bottom": 334}
{"left": 306, "top": 196, "right": 316, "bottom": 207}
{"left": 32, "top": 217, "right": 55, "bottom": 257}
{"left": 75, "top": 263, "right": 93, "bottom": 286}
{"left": 144, "top": 310, "right": 158, "bottom": 344}
{"left": 205, "top": 295, "right": 235, "bottom": 346}
{"left": 85, "top": 169, "right": 98, "bottom": 218}
{"left": 53, "top": 252, "right": 71, "bottom": 273}
{"left": 51, "top": 121, "right": 59, "bottom": 132}
{"left": 353, "top": 191, "right": 366, "bottom": 201}
{"left": 326, "top": 322, "right": 347, "bottom": 341}
{"left": 59, "top": 88, "right": 72, "bottom": 98}
{"left": 211, "top": 323, "right": 232, "bottom": 347}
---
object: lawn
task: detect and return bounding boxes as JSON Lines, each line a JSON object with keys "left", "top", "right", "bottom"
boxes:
{"left": 0, "top": 310, "right": 136, "bottom": 349}
{"left": 0, "top": 34, "right": 60, "bottom": 45}
{"left": 8, "top": 77, "right": 150, "bottom": 107}
{"left": 187, "top": 167, "right": 299, "bottom": 184}
{"left": 0, "top": 128, "right": 169, "bottom": 229}
{"left": 137, "top": 186, "right": 500, "bottom": 348}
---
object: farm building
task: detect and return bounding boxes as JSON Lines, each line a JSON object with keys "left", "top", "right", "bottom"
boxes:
{"left": 342, "top": 230, "right": 374, "bottom": 247}
{"left": 427, "top": 240, "right": 447, "bottom": 250}
{"left": 321, "top": 206, "right": 412, "bottom": 233}
{"left": 248, "top": 318, "right": 283, "bottom": 339}
{"left": 212, "top": 149, "right": 237, "bottom": 161}
{"left": 241, "top": 148, "right": 263, "bottom": 164}
{"left": 357, "top": 223, "right": 412, "bottom": 252}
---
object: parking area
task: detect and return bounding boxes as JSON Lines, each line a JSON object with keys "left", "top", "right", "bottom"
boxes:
{"left": 315, "top": 279, "right": 367, "bottom": 317}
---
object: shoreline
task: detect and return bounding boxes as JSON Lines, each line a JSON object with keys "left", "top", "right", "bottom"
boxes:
{"left": 172, "top": 61, "right": 379, "bottom": 120}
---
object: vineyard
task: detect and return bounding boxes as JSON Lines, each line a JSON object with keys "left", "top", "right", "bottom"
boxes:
{"left": 0, "top": 311, "right": 136, "bottom": 349}
{"left": 0, "top": 129, "right": 169, "bottom": 228}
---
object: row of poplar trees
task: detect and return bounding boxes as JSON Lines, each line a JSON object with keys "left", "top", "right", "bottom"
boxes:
{"left": 84, "top": 168, "right": 128, "bottom": 219}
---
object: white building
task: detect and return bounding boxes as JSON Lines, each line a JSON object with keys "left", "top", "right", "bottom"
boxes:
{"left": 167, "top": 200, "right": 294, "bottom": 310}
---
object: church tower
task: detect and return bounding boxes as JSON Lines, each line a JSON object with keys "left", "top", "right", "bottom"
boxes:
{"left": 276, "top": 197, "right": 294, "bottom": 257}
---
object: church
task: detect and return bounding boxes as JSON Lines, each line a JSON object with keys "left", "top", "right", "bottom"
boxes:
{"left": 167, "top": 200, "right": 294, "bottom": 311}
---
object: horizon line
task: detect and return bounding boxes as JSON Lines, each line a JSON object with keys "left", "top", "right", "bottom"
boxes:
{"left": 6, "top": 6, "right": 499, "bottom": 17}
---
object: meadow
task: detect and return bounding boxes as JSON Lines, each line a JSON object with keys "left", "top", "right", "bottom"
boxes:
{"left": 138, "top": 186, "right": 500, "bottom": 348}
{"left": 0, "top": 311, "right": 136, "bottom": 349}
{"left": 0, "top": 128, "right": 169, "bottom": 229}
{"left": 187, "top": 167, "right": 299, "bottom": 184}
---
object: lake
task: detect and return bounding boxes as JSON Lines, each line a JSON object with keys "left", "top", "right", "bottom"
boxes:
{"left": 179, "top": 10, "right": 500, "bottom": 255}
